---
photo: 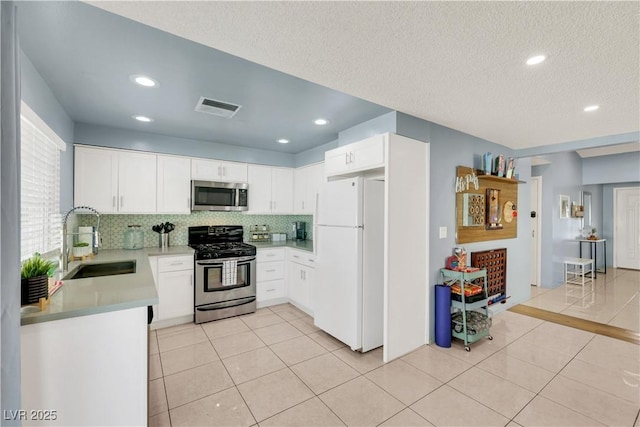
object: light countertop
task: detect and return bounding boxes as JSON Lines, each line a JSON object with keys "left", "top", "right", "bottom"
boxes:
{"left": 20, "top": 246, "right": 193, "bottom": 326}
{"left": 250, "top": 239, "right": 314, "bottom": 252}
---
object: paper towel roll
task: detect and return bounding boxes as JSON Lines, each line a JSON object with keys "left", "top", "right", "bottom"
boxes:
{"left": 78, "top": 226, "right": 94, "bottom": 246}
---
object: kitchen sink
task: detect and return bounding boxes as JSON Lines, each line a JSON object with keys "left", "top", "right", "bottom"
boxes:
{"left": 63, "top": 260, "right": 136, "bottom": 280}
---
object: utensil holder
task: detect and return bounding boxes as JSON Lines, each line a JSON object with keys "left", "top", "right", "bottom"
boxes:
{"left": 159, "top": 233, "right": 170, "bottom": 249}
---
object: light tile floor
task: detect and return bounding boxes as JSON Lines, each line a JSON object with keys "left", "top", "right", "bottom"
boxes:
{"left": 149, "top": 302, "right": 640, "bottom": 426}
{"left": 523, "top": 267, "right": 640, "bottom": 332}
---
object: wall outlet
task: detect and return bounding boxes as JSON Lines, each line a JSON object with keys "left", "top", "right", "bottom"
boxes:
{"left": 439, "top": 226, "right": 447, "bottom": 239}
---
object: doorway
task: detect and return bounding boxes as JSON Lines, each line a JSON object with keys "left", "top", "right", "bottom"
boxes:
{"left": 614, "top": 186, "right": 640, "bottom": 270}
{"left": 530, "top": 177, "right": 542, "bottom": 285}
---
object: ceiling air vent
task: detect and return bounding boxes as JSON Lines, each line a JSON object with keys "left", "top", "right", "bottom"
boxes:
{"left": 195, "top": 97, "right": 242, "bottom": 118}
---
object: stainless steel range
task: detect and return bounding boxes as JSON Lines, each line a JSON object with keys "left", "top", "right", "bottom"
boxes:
{"left": 189, "top": 225, "right": 257, "bottom": 324}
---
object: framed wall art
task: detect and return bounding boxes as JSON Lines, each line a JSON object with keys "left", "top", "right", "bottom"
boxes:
{"left": 559, "top": 195, "right": 570, "bottom": 219}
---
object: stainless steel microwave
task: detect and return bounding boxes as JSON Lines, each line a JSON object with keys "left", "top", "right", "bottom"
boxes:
{"left": 191, "top": 180, "right": 249, "bottom": 211}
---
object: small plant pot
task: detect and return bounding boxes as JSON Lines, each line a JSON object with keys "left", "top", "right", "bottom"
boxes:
{"left": 73, "top": 246, "right": 91, "bottom": 258}
{"left": 21, "top": 275, "right": 49, "bottom": 305}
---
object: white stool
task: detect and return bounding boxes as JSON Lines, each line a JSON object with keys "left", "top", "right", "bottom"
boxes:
{"left": 564, "top": 257, "right": 594, "bottom": 286}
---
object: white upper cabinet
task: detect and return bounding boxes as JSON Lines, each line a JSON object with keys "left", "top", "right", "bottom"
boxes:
{"left": 191, "top": 158, "right": 248, "bottom": 182}
{"left": 324, "top": 134, "right": 386, "bottom": 178}
{"left": 74, "top": 146, "right": 118, "bottom": 213}
{"left": 247, "top": 165, "right": 293, "bottom": 214}
{"left": 74, "top": 145, "right": 156, "bottom": 213}
{"left": 293, "top": 162, "right": 324, "bottom": 214}
{"left": 118, "top": 151, "right": 157, "bottom": 213}
{"left": 157, "top": 155, "right": 191, "bottom": 214}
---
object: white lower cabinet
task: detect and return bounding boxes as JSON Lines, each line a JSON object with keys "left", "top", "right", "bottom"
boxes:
{"left": 256, "top": 248, "right": 287, "bottom": 307}
{"left": 149, "top": 254, "right": 194, "bottom": 329}
{"left": 287, "top": 248, "right": 315, "bottom": 315}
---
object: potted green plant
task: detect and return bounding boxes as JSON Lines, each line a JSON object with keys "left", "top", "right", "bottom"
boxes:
{"left": 587, "top": 227, "right": 598, "bottom": 240}
{"left": 21, "top": 253, "right": 55, "bottom": 306}
{"left": 73, "top": 241, "right": 91, "bottom": 258}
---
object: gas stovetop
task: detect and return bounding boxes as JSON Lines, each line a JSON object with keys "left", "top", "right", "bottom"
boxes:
{"left": 188, "top": 225, "right": 256, "bottom": 260}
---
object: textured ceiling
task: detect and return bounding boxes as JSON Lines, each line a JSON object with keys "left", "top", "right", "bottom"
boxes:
{"left": 89, "top": 1, "right": 639, "bottom": 151}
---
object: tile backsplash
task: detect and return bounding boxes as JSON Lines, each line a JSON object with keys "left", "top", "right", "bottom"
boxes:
{"left": 79, "top": 212, "right": 313, "bottom": 250}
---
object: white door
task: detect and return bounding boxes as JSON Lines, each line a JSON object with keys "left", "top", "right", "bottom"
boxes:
{"left": 530, "top": 176, "right": 542, "bottom": 285}
{"left": 615, "top": 187, "right": 640, "bottom": 270}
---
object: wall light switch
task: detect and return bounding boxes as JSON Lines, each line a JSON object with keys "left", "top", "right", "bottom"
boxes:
{"left": 439, "top": 226, "right": 447, "bottom": 239}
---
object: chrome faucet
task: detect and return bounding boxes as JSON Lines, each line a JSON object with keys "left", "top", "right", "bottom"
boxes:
{"left": 61, "top": 206, "right": 101, "bottom": 273}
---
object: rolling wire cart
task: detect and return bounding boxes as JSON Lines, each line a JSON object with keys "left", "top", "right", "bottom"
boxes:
{"left": 440, "top": 268, "right": 492, "bottom": 351}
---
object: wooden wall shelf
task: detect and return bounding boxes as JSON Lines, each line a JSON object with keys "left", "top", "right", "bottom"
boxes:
{"left": 477, "top": 175, "right": 525, "bottom": 184}
{"left": 456, "top": 166, "right": 522, "bottom": 244}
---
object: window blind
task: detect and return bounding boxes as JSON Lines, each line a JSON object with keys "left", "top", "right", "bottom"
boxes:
{"left": 20, "top": 113, "right": 63, "bottom": 261}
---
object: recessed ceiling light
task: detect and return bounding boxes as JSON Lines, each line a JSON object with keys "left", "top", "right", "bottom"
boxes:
{"left": 314, "top": 118, "right": 329, "bottom": 126}
{"left": 583, "top": 105, "right": 600, "bottom": 112}
{"left": 526, "top": 55, "right": 546, "bottom": 66}
{"left": 277, "top": 139, "right": 290, "bottom": 144}
{"left": 130, "top": 74, "right": 158, "bottom": 87}
{"left": 133, "top": 115, "right": 154, "bottom": 123}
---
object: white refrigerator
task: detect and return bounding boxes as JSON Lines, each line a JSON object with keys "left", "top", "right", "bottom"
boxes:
{"left": 314, "top": 176, "right": 384, "bottom": 352}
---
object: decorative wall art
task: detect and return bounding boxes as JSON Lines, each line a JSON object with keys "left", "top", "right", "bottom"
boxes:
{"left": 455, "top": 166, "right": 523, "bottom": 244}
{"left": 559, "top": 195, "right": 570, "bottom": 219}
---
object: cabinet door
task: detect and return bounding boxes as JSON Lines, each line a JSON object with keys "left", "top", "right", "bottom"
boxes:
{"left": 157, "top": 155, "right": 191, "bottom": 213}
{"left": 293, "top": 167, "right": 306, "bottom": 214}
{"left": 271, "top": 167, "right": 293, "bottom": 213}
{"left": 305, "top": 163, "right": 324, "bottom": 214}
{"left": 351, "top": 134, "right": 385, "bottom": 171}
{"left": 303, "top": 265, "right": 315, "bottom": 314}
{"left": 287, "top": 262, "right": 306, "bottom": 307}
{"left": 74, "top": 146, "right": 118, "bottom": 213}
{"left": 191, "top": 158, "right": 220, "bottom": 181}
{"left": 158, "top": 270, "right": 194, "bottom": 320}
{"left": 324, "top": 146, "right": 351, "bottom": 177}
{"left": 247, "top": 165, "right": 272, "bottom": 213}
{"left": 218, "top": 160, "right": 248, "bottom": 182}
{"left": 118, "top": 151, "right": 157, "bottom": 213}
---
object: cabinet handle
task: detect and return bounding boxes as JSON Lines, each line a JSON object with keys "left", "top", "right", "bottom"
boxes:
{"left": 222, "top": 166, "right": 226, "bottom": 177}
{"left": 350, "top": 152, "right": 354, "bottom": 164}
{"left": 266, "top": 253, "right": 275, "bottom": 257}
{"left": 345, "top": 152, "right": 349, "bottom": 165}
{"left": 218, "top": 166, "right": 222, "bottom": 176}
{"left": 112, "top": 196, "right": 116, "bottom": 208}
{"left": 266, "top": 269, "right": 276, "bottom": 273}
{"left": 293, "top": 255, "right": 300, "bottom": 258}
{"left": 308, "top": 259, "right": 314, "bottom": 263}
{"left": 169, "top": 261, "right": 183, "bottom": 266}
{"left": 302, "top": 201, "right": 305, "bottom": 210}
{"left": 266, "top": 288, "right": 275, "bottom": 293}
{"left": 120, "top": 196, "right": 124, "bottom": 208}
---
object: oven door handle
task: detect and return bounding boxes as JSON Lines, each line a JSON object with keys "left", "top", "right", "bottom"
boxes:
{"left": 196, "top": 256, "right": 256, "bottom": 265}
{"left": 196, "top": 296, "right": 256, "bottom": 311}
